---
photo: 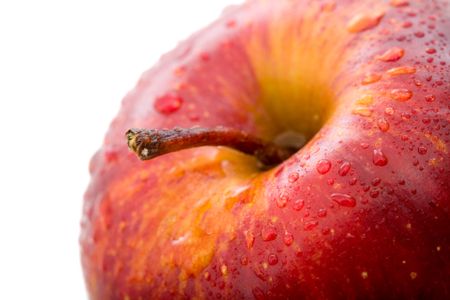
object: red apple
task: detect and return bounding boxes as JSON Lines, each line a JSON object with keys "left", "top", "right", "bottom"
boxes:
{"left": 81, "top": 0, "right": 450, "bottom": 298}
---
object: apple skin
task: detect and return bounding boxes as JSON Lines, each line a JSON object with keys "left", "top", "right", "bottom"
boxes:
{"left": 81, "top": 0, "right": 450, "bottom": 299}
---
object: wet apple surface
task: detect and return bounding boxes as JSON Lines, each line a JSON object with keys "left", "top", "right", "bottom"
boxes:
{"left": 82, "top": 0, "right": 450, "bottom": 299}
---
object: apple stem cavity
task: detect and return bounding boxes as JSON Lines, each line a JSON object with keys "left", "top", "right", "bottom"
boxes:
{"left": 126, "top": 127, "right": 295, "bottom": 166}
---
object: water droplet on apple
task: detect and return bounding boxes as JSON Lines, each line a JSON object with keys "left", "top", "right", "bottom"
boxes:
{"left": 349, "top": 177, "right": 358, "bottom": 185}
{"left": 377, "top": 47, "right": 404, "bottom": 62}
{"left": 370, "top": 190, "right": 380, "bottom": 198}
{"left": 385, "top": 107, "right": 395, "bottom": 115}
{"left": 390, "top": 89, "right": 413, "bottom": 101}
{"left": 331, "top": 193, "right": 356, "bottom": 207}
{"left": 288, "top": 172, "right": 299, "bottom": 183}
{"left": 373, "top": 149, "right": 388, "bottom": 166}
{"left": 154, "top": 94, "right": 183, "bottom": 114}
{"left": 245, "top": 231, "right": 255, "bottom": 249}
{"left": 352, "top": 107, "right": 373, "bottom": 117}
{"left": 317, "top": 208, "right": 328, "bottom": 217}
{"left": 261, "top": 225, "right": 277, "bottom": 241}
{"left": 377, "top": 118, "right": 390, "bottom": 132}
{"left": 252, "top": 287, "right": 265, "bottom": 300}
{"left": 253, "top": 265, "right": 268, "bottom": 281}
{"left": 425, "top": 95, "right": 435, "bottom": 102}
{"left": 293, "top": 199, "right": 305, "bottom": 211}
{"left": 418, "top": 146, "right": 428, "bottom": 155}
{"left": 372, "top": 177, "right": 381, "bottom": 186}
{"left": 220, "top": 264, "right": 228, "bottom": 276}
{"left": 422, "top": 118, "right": 431, "bottom": 124}
{"left": 268, "top": 253, "right": 278, "bottom": 265}
{"left": 204, "top": 271, "right": 211, "bottom": 281}
{"left": 362, "top": 73, "right": 382, "bottom": 85}
{"left": 406, "top": 10, "right": 417, "bottom": 17}
{"left": 316, "top": 159, "right": 332, "bottom": 174}
{"left": 283, "top": 232, "right": 294, "bottom": 246}
{"left": 322, "top": 228, "right": 331, "bottom": 235}
{"left": 338, "top": 161, "right": 351, "bottom": 176}
{"left": 356, "top": 95, "right": 374, "bottom": 105}
{"left": 240, "top": 256, "right": 249, "bottom": 266}
{"left": 401, "top": 112, "right": 411, "bottom": 120}
{"left": 347, "top": 11, "right": 385, "bottom": 33}
{"left": 320, "top": 1, "right": 336, "bottom": 12}
{"left": 414, "top": 31, "right": 425, "bottom": 38}
{"left": 387, "top": 66, "right": 416, "bottom": 76}
{"left": 304, "top": 220, "right": 319, "bottom": 231}
{"left": 390, "top": 0, "right": 409, "bottom": 7}
{"left": 277, "top": 193, "right": 288, "bottom": 208}
{"left": 402, "top": 21, "right": 413, "bottom": 28}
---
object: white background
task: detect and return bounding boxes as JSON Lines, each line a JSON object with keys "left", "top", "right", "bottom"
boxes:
{"left": 0, "top": 1, "right": 243, "bottom": 299}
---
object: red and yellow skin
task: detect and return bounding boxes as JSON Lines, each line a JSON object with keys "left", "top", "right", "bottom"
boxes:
{"left": 81, "top": 0, "right": 450, "bottom": 298}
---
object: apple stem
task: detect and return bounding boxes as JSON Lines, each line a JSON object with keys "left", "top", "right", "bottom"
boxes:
{"left": 126, "top": 127, "right": 294, "bottom": 166}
